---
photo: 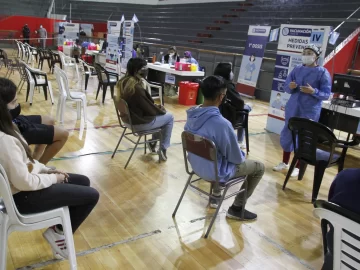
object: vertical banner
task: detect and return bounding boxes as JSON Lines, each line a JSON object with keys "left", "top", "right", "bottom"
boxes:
{"left": 236, "top": 25, "right": 271, "bottom": 97}
{"left": 266, "top": 24, "right": 331, "bottom": 134}
{"left": 121, "top": 20, "right": 135, "bottom": 73}
{"left": 105, "top": 21, "right": 121, "bottom": 72}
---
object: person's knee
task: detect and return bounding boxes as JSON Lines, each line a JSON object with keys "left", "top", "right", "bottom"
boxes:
{"left": 54, "top": 126, "right": 69, "bottom": 142}
{"left": 41, "top": 115, "right": 55, "bottom": 125}
{"left": 254, "top": 161, "right": 265, "bottom": 175}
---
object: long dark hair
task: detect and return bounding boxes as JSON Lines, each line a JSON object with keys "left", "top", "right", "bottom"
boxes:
{"left": 116, "top": 58, "right": 147, "bottom": 98}
{"left": 0, "top": 78, "right": 34, "bottom": 162}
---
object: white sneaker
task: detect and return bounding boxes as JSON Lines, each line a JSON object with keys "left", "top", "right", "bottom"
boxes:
{"left": 273, "top": 162, "right": 289, "bottom": 172}
{"left": 291, "top": 168, "right": 299, "bottom": 178}
{"left": 43, "top": 227, "right": 68, "bottom": 259}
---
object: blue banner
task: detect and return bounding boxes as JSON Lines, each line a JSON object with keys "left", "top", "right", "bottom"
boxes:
{"left": 237, "top": 25, "right": 271, "bottom": 88}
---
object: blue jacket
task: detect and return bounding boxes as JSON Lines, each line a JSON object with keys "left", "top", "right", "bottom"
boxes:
{"left": 329, "top": 168, "right": 360, "bottom": 215}
{"left": 184, "top": 106, "right": 245, "bottom": 182}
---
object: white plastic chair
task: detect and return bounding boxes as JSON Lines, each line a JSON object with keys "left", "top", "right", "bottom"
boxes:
{"left": 142, "top": 78, "right": 164, "bottom": 105}
{"left": 0, "top": 165, "right": 77, "bottom": 270}
{"left": 54, "top": 66, "right": 87, "bottom": 124}
{"left": 58, "top": 51, "right": 80, "bottom": 82}
{"left": 15, "top": 40, "right": 22, "bottom": 59}
{"left": 78, "top": 58, "right": 97, "bottom": 91}
{"left": 314, "top": 200, "right": 360, "bottom": 270}
{"left": 21, "top": 60, "right": 54, "bottom": 105}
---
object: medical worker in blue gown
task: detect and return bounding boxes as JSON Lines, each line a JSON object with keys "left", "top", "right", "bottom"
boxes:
{"left": 273, "top": 44, "right": 332, "bottom": 177}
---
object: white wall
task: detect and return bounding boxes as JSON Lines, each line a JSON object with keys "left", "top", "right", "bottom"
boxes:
{"left": 74, "top": 0, "right": 244, "bottom": 4}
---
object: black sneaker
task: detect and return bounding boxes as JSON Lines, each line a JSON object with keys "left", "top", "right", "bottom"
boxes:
{"left": 226, "top": 206, "right": 257, "bottom": 221}
{"left": 158, "top": 148, "right": 167, "bottom": 161}
{"left": 146, "top": 141, "right": 157, "bottom": 155}
{"left": 209, "top": 195, "right": 221, "bottom": 209}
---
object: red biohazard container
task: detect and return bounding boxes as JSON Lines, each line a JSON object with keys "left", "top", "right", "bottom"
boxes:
{"left": 82, "top": 55, "right": 93, "bottom": 64}
{"left": 175, "top": 62, "right": 191, "bottom": 71}
{"left": 57, "top": 46, "right": 63, "bottom": 52}
{"left": 179, "top": 81, "right": 199, "bottom": 106}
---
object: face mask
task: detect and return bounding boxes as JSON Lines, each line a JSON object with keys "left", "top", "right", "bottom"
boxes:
{"left": 302, "top": 55, "right": 316, "bottom": 65}
{"left": 229, "top": 72, "right": 234, "bottom": 80}
{"left": 276, "top": 96, "right": 280, "bottom": 100}
{"left": 9, "top": 103, "right": 21, "bottom": 120}
{"left": 250, "top": 57, "right": 255, "bottom": 62}
{"left": 169, "top": 53, "right": 174, "bottom": 57}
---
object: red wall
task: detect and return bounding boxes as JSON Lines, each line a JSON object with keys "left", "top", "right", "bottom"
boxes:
{"left": 324, "top": 28, "right": 360, "bottom": 77}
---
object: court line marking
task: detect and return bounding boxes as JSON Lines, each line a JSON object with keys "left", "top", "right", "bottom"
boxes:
{"left": 52, "top": 131, "right": 269, "bottom": 161}
{"left": 66, "top": 114, "right": 268, "bottom": 132}
{"left": 17, "top": 210, "right": 315, "bottom": 270}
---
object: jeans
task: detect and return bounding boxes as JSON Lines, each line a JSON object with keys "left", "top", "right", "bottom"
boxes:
{"left": 214, "top": 160, "right": 264, "bottom": 207}
{"left": 237, "top": 104, "right": 252, "bottom": 143}
{"left": 13, "top": 174, "right": 99, "bottom": 233}
{"left": 131, "top": 112, "right": 174, "bottom": 150}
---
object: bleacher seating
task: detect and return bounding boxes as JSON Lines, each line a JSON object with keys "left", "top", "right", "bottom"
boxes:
{"left": 0, "top": 0, "right": 49, "bottom": 17}
{"left": 52, "top": 0, "right": 360, "bottom": 58}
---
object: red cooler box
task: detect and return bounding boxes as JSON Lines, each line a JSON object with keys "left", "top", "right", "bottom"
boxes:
{"left": 179, "top": 81, "right": 199, "bottom": 106}
{"left": 82, "top": 55, "right": 93, "bottom": 64}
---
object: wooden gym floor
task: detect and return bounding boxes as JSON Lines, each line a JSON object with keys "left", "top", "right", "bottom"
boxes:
{"left": 1, "top": 49, "right": 359, "bottom": 270}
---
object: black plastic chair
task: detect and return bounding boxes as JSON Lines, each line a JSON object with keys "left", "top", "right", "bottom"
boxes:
{"left": 94, "top": 63, "right": 118, "bottom": 103}
{"left": 283, "top": 117, "right": 351, "bottom": 202}
{"left": 172, "top": 131, "right": 248, "bottom": 238}
{"left": 233, "top": 109, "right": 250, "bottom": 155}
{"left": 314, "top": 200, "right": 360, "bottom": 270}
{"left": 37, "top": 48, "right": 51, "bottom": 71}
{"left": 111, "top": 98, "right": 161, "bottom": 169}
{"left": 48, "top": 50, "right": 62, "bottom": 73}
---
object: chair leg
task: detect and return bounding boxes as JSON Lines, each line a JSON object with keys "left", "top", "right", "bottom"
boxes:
{"left": 81, "top": 98, "right": 87, "bottom": 124}
{"left": 144, "top": 135, "right": 147, "bottom": 154}
{"left": 245, "top": 127, "right": 250, "bottom": 154}
{"left": 102, "top": 84, "right": 108, "bottom": 104}
{"left": 62, "top": 207, "right": 77, "bottom": 270}
{"left": 298, "top": 161, "right": 308, "bottom": 181}
{"left": 338, "top": 159, "right": 345, "bottom": 173}
{"left": 84, "top": 74, "right": 89, "bottom": 91}
{"left": 110, "top": 85, "right": 115, "bottom": 99}
{"left": 95, "top": 84, "right": 101, "bottom": 100}
{"left": 42, "top": 85, "right": 48, "bottom": 100}
{"left": 111, "top": 128, "right": 126, "bottom": 158}
{"left": 47, "top": 82, "right": 54, "bottom": 105}
{"left": 172, "top": 173, "right": 193, "bottom": 218}
{"left": 312, "top": 163, "right": 327, "bottom": 203}
{"left": 282, "top": 157, "right": 297, "bottom": 190}
{"left": 205, "top": 187, "right": 228, "bottom": 238}
{"left": 60, "top": 96, "right": 67, "bottom": 124}
{"left": 0, "top": 214, "right": 9, "bottom": 270}
{"left": 76, "top": 101, "right": 81, "bottom": 120}
{"left": 56, "top": 96, "right": 63, "bottom": 122}
{"left": 29, "top": 83, "right": 35, "bottom": 105}
{"left": 124, "top": 135, "right": 142, "bottom": 169}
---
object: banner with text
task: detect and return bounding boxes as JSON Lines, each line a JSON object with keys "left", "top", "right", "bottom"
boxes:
{"left": 105, "top": 21, "right": 122, "bottom": 72}
{"left": 237, "top": 25, "right": 271, "bottom": 96}
{"left": 121, "top": 20, "right": 135, "bottom": 73}
{"left": 266, "top": 24, "right": 331, "bottom": 134}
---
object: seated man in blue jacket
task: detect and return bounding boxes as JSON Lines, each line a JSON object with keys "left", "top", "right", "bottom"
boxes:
{"left": 184, "top": 75, "right": 265, "bottom": 220}
{"left": 322, "top": 168, "right": 360, "bottom": 270}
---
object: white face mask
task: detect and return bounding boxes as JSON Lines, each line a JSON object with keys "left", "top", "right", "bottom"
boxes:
{"left": 229, "top": 72, "right": 234, "bottom": 80}
{"left": 169, "top": 53, "right": 174, "bottom": 57}
{"left": 302, "top": 55, "right": 316, "bottom": 65}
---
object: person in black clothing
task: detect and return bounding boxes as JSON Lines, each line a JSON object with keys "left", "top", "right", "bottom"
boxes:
{"left": 322, "top": 168, "right": 360, "bottom": 270}
{"left": 215, "top": 63, "right": 252, "bottom": 149}
{"left": 22, "top": 24, "right": 31, "bottom": 44}
{"left": 163, "top": 46, "right": 180, "bottom": 65}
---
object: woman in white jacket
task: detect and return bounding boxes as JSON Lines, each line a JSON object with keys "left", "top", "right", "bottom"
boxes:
{"left": 0, "top": 78, "right": 99, "bottom": 259}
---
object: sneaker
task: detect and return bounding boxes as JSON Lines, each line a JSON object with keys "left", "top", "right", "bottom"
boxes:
{"left": 291, "top": 168, "right": 299, "bottom": 178}
{"left": 146, "top": 141, "right": 157, "bottom": 155}
{"left": 273, "top": 162, "right": 289, "bottom": 172}
{"left": 226, "top": 206, "right": 257, "bottom": 221}
{"left": 43, "top": 227, "right": 68, "bottom": 259}
{"left": 209, "top": 195, "right": 221, "bottom": 209}
{"left": 158, "top": 148, "right": 167, "bottom": 161}
{"left": 238, "top": 142, "right": 246, "bottom": 150}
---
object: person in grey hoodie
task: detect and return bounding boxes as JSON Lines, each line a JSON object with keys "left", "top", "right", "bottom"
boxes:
{"left": 37, "top": 25, "right": 47, "bottom": 49}
{"left": 184, "top": 76, "right": 264, "bottom": 220}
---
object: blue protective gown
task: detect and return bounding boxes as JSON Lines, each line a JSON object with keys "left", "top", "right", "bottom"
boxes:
{"left": 280, "top": 65, "right": 332, "bottom": 152}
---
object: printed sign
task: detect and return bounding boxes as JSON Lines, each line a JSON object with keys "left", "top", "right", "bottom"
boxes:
{"left": 266, "top": 24, "right": 331, "bottom": 134}
{"left": 121, "top": 20, "right": 135, "bottom": 72}
{"left": 237, "top": 25, "right": 271, "bottom": 89}
{"left": 165, "top": 73, "right": 176, "bottom": 84}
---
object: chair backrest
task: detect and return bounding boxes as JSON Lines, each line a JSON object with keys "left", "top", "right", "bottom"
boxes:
{"left": 54, "top": 66, "right": 69, "bottom": 98}
{"left": 314, "top": 200, "right": 360, "bottom": 270}
{"left": 94, "top": 63, "right": 105, "bottom": 83}
{"left": 288, "top": 117, "right": 338, "bottom": 165}
{"left": 0, "top": 164, "right": 23, "bottom": 226}
{"left": 58, "top": 51, "right": 66, "bottom": 66}
{"left": 181, "top": 131, "right": 219, "bottom": 181}
{"left": 113, "top": 98, "right": 133, "bottom": 129}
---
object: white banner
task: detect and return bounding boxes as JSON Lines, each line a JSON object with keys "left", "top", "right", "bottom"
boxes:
{"left": 121, "top": 20, "right": 134, "bottom": 72}
{"left": 266, "top": 24, "right": 331, "bottom": 134}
